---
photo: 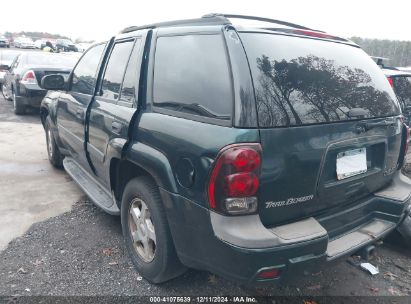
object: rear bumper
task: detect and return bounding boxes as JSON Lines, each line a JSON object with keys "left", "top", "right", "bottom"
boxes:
{"left": 161, "top": 171, "right": 411, "bottom": 285}
{"left": 16, "top": 84, "right": 47, "bottom": 108}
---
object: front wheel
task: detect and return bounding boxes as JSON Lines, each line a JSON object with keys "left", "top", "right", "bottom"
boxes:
{"left": 121, "top": 177, "right": 186, "bottom": 283}
{"left": 2, "top": 84, "right": 12, "bottom": 101}
{"left": 45, "top": 118, "right": 63, "bottom": 168}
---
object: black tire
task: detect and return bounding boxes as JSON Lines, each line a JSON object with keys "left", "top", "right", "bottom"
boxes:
{"left": 121, "top": 176, "right": 186, "bottom": 283}
{"left": 13, "top": 91, "right": 25, "bottom": 115}
{"left": 397, "top": 215, "right": 411, "bottom": 247}
{"left": 45, "top": 118, "right": 63, "bottom": 168}
{"left": 2, "top": 84, "right": 12, "bottom": 101}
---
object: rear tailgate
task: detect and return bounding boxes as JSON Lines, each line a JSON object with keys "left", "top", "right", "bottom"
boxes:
{"left": 240, "top": 32, "right": 404, "bottom": 226}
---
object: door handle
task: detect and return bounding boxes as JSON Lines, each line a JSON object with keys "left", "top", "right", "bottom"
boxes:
{"left": 75, "top": 109, "right": 83, "bottom": 118}
{"left": 111, "top": 121, "right": 123, "bottom": 133}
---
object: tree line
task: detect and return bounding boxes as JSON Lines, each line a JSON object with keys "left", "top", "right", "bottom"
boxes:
{"left": 351, "top": 37, "right": 411, "bottom": 67}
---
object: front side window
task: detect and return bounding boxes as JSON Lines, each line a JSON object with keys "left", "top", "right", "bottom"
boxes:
{"left": 101, "top": 40, "right": 134, "bottom": 100}
{"left": 240, "top": 33, "right": 400, "bottom": 127}
{"left": 71, "top": 43, "right": 106, "bottom": 95}
{"left": 153, "top": 34, "right": 232, "bottom": 120}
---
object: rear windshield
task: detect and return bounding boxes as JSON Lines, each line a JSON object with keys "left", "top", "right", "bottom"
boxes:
{"left": 26, "top": 54, "right": 78, "bottom": 68}
{"left": 240, "top": 33, "right": 400, "bottom": 127}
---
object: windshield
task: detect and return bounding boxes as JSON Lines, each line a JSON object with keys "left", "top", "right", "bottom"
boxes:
{"left": 26, "top": 53, "right": 78, "bottom": 68}
{"left": 240, "top": 32, "right": 400, "bottom": 127}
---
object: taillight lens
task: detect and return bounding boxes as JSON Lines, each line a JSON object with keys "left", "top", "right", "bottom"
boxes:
{"left": 21, "top": 70, "right": 37, "bottom": 84}
{"left": 398, "top": 120, "right": 410, "bottom": 168}
{"left": 404, "top": 123, "right": 410, "bottom": 156}
{"left": 387, "top": 77, "right": 394, "bottom": 88}
{"left": 208, "top": 144, "right": 262, "bottom": 215}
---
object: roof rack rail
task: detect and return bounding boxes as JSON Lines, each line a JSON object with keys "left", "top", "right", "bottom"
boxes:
{"left": 202, "top": 13, "right": 315, "bottom": 31}
{"left": 120, "top": 16, "right": 228, "bottom": 34}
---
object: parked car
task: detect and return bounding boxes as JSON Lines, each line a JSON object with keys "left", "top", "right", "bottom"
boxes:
{"left": 0, "top": 50, "right": 20, "bottom": 88}
{"left": 14, "top": 37, "right": 36, "bottom": 49}
{"left": 55, "top": 39, "right": 78, "bottom": 52}
{"left": 40, "top": 14, "right": 411, "bottom": 285}
{"left": 385, "top": 69, "right": 411, "bottom": 125}
{"left": 399, "top": 67, "right": 411, "bottom": 73}
{"left": 2, "top": 52, "right": 78, "bottom": 114}
{"left": 373, "top": 58, "right": 411, "bottom": 126}
{"left": 34, "top": 39, "right": 46, "bottom": 49}
{"left": 75, "top": 43, "right": 91, "bottom": 52}
{"left": 0, "top": 36, "right": 10, "bottom": 48}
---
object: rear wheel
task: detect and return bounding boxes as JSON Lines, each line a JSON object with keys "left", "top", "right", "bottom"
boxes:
{"left": 13, "top": 91, "right": 25, "bottom": 115}
{"left": 45, "top": 118, "right": 63, "bottom": 168}
{"left": 121, "top": 177, "right": 186, "bottom": 283}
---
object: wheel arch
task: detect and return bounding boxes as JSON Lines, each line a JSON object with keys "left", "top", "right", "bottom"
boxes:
{"left": 109, "top": 142, "right": 178, "bottom": 207}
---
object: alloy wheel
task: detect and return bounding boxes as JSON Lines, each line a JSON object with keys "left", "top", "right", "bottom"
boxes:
{"left": 128, "top": 198, "right": 156, "bottom": 262}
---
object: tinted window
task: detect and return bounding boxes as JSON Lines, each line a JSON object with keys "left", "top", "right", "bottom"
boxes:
{"left": 240, "top": 33, "right": 400, "bottom": 127}
{"left": 153, "top": 34, "right": 232, "bottom": 120}
{"left": 71, "top": 43, "right": 106, "bottom": 95}
{"left": 101, "top": 41, "right": 134, "bottom": 100}
{"left": 120, "top": 39, "right": 141, "bottom": 104}
{"left": 393, "top": 76, "right": 411, "bottom": 109}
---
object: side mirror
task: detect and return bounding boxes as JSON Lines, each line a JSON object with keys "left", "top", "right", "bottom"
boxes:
{"left": 41, "top": 74, "right": 65, "bottom": 90}
{"left": 0, "top": 64, "right": 10, "bottom": 71}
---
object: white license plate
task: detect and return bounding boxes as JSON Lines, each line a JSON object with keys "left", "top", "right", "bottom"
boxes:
{"left": 336, "top": 148, "right": 367, "bottom": 180}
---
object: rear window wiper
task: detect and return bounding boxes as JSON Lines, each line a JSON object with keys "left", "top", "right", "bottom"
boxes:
{"left": 355, "top": 118, "right": 396, "bottom": 133}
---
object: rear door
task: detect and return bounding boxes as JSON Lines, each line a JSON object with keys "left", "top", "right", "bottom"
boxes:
{"left": 55, "top": 43, "right": 106, "bottom": 171}
{"left": 87, "top": 37, "right": 143, "bottom": 187}
{"left": 240, "top": 32, "right": 404, "bottom": 226}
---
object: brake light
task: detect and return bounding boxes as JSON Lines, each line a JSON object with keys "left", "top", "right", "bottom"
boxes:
{"left": 208, "top": 144, "right": 261, "bottom": 215}
{"left": 292, "top": 29, "right": 340, "bottom": 40}
{"left": 21, "top": 70, "right": 37, "bottom": 84}
{"left": 387, "top": 77, "right": 394, "bottom": 88}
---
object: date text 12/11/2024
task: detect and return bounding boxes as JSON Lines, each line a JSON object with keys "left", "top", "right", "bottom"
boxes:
{"left": 149, "top": 296, "right": 257, "bottom": 303}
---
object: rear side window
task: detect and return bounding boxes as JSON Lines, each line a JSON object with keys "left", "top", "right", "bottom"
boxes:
{"left": 101, "top": 40, "right": 134, "bottom": 100}
{"left": 393, "top": 76, "right": 411, "bottom": 109}
{"left": 119, "top": 39, "right": 142, "bottom": 104}
{"left": 71, "top": 43, "right": 106, "bottom": 95}
{"left": 153, "top": 34, "right": 232, "bottom": 120}
{"left": 240, "top": 33, "right": 400, "bottom": 127}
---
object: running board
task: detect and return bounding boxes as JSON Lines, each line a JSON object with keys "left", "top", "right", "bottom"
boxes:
{"left": 63, "top": 158, "right": 120, "bottom": 215}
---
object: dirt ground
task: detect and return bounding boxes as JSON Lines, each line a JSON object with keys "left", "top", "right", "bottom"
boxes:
{"left": 1, "top": 93, "right": 411, "bottom": 302}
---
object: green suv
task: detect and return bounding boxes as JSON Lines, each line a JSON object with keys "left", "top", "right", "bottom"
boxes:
{"left": 40, "top": 14, "right": 411, "bottom": 285}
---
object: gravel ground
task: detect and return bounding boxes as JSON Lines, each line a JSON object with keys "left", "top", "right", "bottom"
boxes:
{"left": 1, "top": 198, "right": 411, "bottom": 299}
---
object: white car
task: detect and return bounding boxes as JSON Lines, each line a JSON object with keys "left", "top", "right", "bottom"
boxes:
{"left": 14, "top": 37, "right": 36, "bottom": 49}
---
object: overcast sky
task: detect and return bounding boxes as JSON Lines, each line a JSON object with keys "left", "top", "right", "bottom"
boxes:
{"left": 1, "top": 0, "right": 410, "bottom": 41}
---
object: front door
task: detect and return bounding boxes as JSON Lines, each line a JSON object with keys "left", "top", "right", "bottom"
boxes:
{"left": 56, "top": 43, "right": 107, "bottom": 170}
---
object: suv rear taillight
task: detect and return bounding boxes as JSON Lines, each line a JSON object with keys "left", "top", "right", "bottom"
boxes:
{"left": 399, "top": 120, "right": 410, "bottom": 168}
{"left": 208, "top": 143, "right": 262, "bottom": 215}
{"left": 387, "top": 77, "right": 394, "bottom": 88}
{"left": 21, "top": 70, "right": 37, "bottom": 84}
